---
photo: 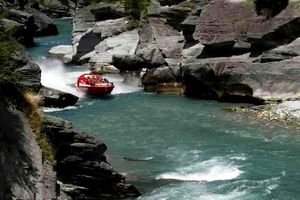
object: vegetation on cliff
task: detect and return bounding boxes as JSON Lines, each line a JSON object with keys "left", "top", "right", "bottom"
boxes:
{"left": 0, "top": 33, "right": 55, "bottom": 164}
{"left": 92, "top": 0, "right": 150, "bottom": 19}
{"left": 0, "top": 34, "right": 20, "bottom": 87}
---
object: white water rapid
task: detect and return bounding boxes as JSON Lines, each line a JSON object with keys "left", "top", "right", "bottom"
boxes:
{"left": 37, "top": 58, "right": 142, "bottom": 99}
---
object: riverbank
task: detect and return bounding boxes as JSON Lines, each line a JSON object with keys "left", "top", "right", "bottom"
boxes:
{"left": 228, "top": 101, "right": 300, "bottom": 129}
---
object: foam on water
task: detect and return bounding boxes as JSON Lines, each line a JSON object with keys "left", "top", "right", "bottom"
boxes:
{"left": 139, "top": 182, "right": 248, "bottom": 200}
{"left": 37, "top": 58, "right": 86, "bottom": 97}
{"left": 37, "top": 58, "right": 141, "bottom": 97}
{"left": 157, "top": 157, "right": 242, "bottom": 182}
{"left": 42, "top": 106, "right": 78, "bottom": 113}
{"left": 104, "top": 74, "right": 142, "bottom": 95}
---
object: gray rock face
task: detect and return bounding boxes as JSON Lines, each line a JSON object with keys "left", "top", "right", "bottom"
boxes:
{"left": 0, "top": 18, "right": 26, "bottom": 44}
{"left": 90, "top": 2, "right": 125, "bottom": 21}
{"left": 5, "top": 8, "right": 36, "bottom": 46}
{"left": 42, "top": 115, "right": 141, "bottom": 199}
{"left": 112, "top": 54, "right": 149, "bottom": 71}
{"left": 25, "top": 8, "right": 58, "bottom": 36}
{"left": 72, "top": 5, "right": 127, "bottom": 62}
{"left": 136, "top": 17, "right": 184, "bottom": 67}
{"left": 74, "top": 29, "right": 102, "bottom": 61}
{"left": 48, "top": 45, "right": 73, "bottom": 62}
{"left": 260, "top": 38, "right": 300, "bottom": 63}
{"left": 0, "top": 91, "right": 57, "bottom": 200}
{"left": 93, "top": 17, "right": 129, "bottom": 40}
{"left": 182, "top": 57, "right": 300, "bottom": 102}
{"left": 193, "top": 0, "right": 300, "bottom": 57}
{"left": 142, "top": 65, "right": 182, "bottom": 92}
{"left": 34, "top": 0, "right": 76, "bottom": 18}
{"left": 38, "top": 87, "right": 79, "bottom": 108}
{"left": 89, "top": 29, "right": 139, "bottom": 66}
{"left": 11, "top": 48, "right": 42, "bottom": 91}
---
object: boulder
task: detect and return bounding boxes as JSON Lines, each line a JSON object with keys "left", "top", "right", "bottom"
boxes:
{"left": 6, "top": 9, "right": 36, "bottom": 46}
{"left": 142, "top": 65, "right": 182, "bottom": 92}
{"left": 136, "top": 17, "right": 184, "bottom": 67}
{"left": 182, "top": 42, "right": 204, "bottom": 58}
{"left": 89, "top": 63, "right": 120, "bottom": 74}
{"left": 194, "top": 0, "right": 300, "bottom": 57}
{"left": 182, "top": 57, "right": 300, "bottom": 103}
{"left": 48, "top": 45, "right": 73, "bottom": 62}
{"left": 72, "top": 2, "right": 126, "bottom": 62}
{"left": 38, "top": 87, "right": 79, "bottom": 108}
{"left": 89, "top": 29, "right": 139, "bottom": 66}
{"left": 73, "top": 18, "right": 131, "bottom": 63}
{"left": 93, "top": 17, "right": 129, "bottom": 40}
{"left": 26, "top": 8, "right": 58, "bottom": 36}
{"left": 33, "top": 0, "right": 76, "bottom": 18}
{"left": 42, "top": 115, "right": 141, "bottom": 199}
{"left": 112, "top": 55, "right": 149, "bottom": 71}
{"left": 260, "top": 38, "right": 300, "bottom": 63}
{"left": 75, "top": 29, "right": 102, "bottom": 61}
{"left": 157, "top": 1, "right": 196, "bottom": 30}
{"left": 90, "top": 2, "right": 125, "bottom": 21}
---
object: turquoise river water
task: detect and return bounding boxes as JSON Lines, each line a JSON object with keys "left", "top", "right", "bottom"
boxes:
{"left": 27, "top": 19, "right": 300, "bottom": 200}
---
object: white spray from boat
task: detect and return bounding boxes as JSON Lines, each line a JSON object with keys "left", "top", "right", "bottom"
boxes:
{"left": 37, "top": 58, "right": 141, "bottom": 98}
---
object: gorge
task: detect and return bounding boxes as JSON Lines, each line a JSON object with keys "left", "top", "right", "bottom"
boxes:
{"left": 1, "top": 0, "right": 300, "bottom": 199}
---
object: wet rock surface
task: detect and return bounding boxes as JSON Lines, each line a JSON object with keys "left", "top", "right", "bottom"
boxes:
{"left": 38, "top": 87, "right": 79, "bottom": 108}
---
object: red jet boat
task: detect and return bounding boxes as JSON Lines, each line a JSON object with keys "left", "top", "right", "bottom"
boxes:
{"left": 76, "top": 72, "right": 114, "bottom": 95}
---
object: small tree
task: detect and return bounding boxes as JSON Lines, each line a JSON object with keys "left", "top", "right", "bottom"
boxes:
{"left": 124, "top": 0, "right": 150, "bottom": 19}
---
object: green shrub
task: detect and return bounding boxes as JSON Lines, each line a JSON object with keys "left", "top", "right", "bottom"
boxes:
{"left": 0, "top": 34, "right": 22, "bottom": 89}
{"left": 124, "top": 0, "right": 150, "bottom": 19}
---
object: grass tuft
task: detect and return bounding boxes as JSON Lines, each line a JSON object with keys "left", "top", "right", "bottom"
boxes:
{"left": 23, "top": 92, "right": 56, "bottom": 165}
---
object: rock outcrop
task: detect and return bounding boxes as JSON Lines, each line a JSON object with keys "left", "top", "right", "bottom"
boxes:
{"left": 194, "top": 0, "right": 300, "bottom": 57}
{"left": 182, "top": 56, "right": 300, "bottom": 103}
{"left": 72, "top": 2, "right": 126, "bottom": 62}
{"left": 0, "top": 87, "right": 58, "bottom": 199}
{"left": 1, "top": 3, "right": 59, "bottom": 46}
{"left": 42, "top": 115, "right": 141, "bottom": 199}
{"left": 25, "top": 8, "right": 58, "bottom": 36}
{"left": 38, "top": 87, "right": 79, "bottom": 108}
{"left": 68, "top": 0, "right": 300, "bottom": 102}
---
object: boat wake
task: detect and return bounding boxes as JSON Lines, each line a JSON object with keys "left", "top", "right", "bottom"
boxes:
{"left": 37, "top": 58, "right": 141, "bottom": 98}
{"left": 42, "top": 106, "right": 78, "bottom": 113}
{"left": 156, "top": 157, "right": 242, "bottom": 182}
{"left": 37, "top": 58, "right": 86, "bottom": 97}
{"left": 104, "top": 74, "right": 142, "bottom": 95}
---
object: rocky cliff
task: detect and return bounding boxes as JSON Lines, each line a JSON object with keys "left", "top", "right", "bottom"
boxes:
{"left": 0, "top": 4, "right": 140, "bottom": 199}
{"left": 0, "top": 88, "right": 140, "bottom": 199}
{"left": 59, "top": 0, "right": 300, "bottom": 104}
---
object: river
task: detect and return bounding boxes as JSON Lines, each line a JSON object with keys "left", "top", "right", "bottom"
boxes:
{"left": 27, "top": 18, "right": 300, "bottom": 200}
